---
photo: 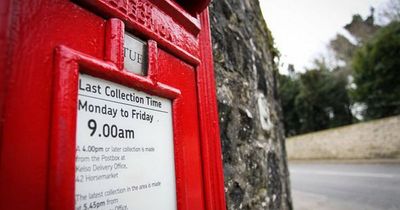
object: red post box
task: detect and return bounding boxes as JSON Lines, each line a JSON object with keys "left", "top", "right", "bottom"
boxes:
{"left": 0, "top": 1, "right": 226, "bottom": 209}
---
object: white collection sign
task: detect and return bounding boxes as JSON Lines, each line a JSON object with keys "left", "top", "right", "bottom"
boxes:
{"left": 124, "top": 32, "right": 147, "bottom": 75}
{"left": 75, "top": 74, "right": 176, "bottom": 210}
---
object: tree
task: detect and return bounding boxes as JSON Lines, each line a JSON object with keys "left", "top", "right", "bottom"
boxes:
{"left": 277, "top": 72, "right": 301, "bottom": 137}
{"left": 379, "top": 0, "right": 400, "bottom": 23}
{"left": 278, "top": 61, "right": 353, "bottom": 136}
{"left": 351, "top": 21, "right": 400, "bottom": 119}
{"left": 295, "top": 67, "right": 352, "bottom": 134}
{"left": 329, "top": 34, "right": 357, "bottom": 66}
{"left": 277, "top": 8, "right": 397, "bottom": 136}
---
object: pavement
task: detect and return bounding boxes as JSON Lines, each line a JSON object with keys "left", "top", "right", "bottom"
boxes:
{"left": 289, "top": 160, "right": 400, "bottom": 210}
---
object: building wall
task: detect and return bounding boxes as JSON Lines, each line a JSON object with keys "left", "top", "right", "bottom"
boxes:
{"left": 287, "top": 115, "right": 400, "bottom": 160}
{"left": 209, "top": 0, "right": 292, "bottom": 209}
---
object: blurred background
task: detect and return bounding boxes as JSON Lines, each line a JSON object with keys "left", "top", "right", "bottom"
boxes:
{"left": 260, "top": 0, "right": 400, "bottom": 209}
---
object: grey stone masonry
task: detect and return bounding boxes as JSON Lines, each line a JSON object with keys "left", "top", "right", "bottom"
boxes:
{"left": 209, "top": 0, "right": 292, "bottom": 209}
{"left": 287, "top": 115, "right": 400, "bottom": 160}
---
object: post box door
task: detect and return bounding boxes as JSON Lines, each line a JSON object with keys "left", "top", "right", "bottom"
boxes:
{"left": 0, "top": 0, "right": 226, "bottom": 210}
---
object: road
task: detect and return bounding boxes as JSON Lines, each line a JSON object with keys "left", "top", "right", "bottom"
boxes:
{"left": 289, "top": 161, "right": 400, "bottom": 210}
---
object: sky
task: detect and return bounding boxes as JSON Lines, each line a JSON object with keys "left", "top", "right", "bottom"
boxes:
{"left": 259, "top": 0, "right": 390, "bottom": 74}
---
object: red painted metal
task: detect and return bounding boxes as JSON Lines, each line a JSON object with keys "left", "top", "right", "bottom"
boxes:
{"left": 78, "top": 0, "right": 201, "bottom": 65}
{"left": 197, "top": 10, "right": 227, "bottom": 210}
{"left": 0, "top": 0, "right": 225, "bottom": 210}
{"left": 0, "top": 0, "right": 13, "bottom": 144}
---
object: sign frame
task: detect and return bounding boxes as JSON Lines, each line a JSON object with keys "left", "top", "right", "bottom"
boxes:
{"left": 75, "top": 73, "right": 177, "bottom": 210}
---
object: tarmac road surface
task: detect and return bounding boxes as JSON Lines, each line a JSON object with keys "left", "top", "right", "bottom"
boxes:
{"left": 290, "top": 161, "right": 400, "bottom": 210}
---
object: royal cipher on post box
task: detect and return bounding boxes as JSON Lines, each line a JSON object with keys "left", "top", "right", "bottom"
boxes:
{"left": 0, "top": 0, "right": 226, "bottom": 209}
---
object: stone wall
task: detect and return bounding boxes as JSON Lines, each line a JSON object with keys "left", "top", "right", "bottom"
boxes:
{"left": 287, "top": 115, "right": 400, "bottom": 160}
{"left": 209, "top": 1, "right": 292, "bottom": 209}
